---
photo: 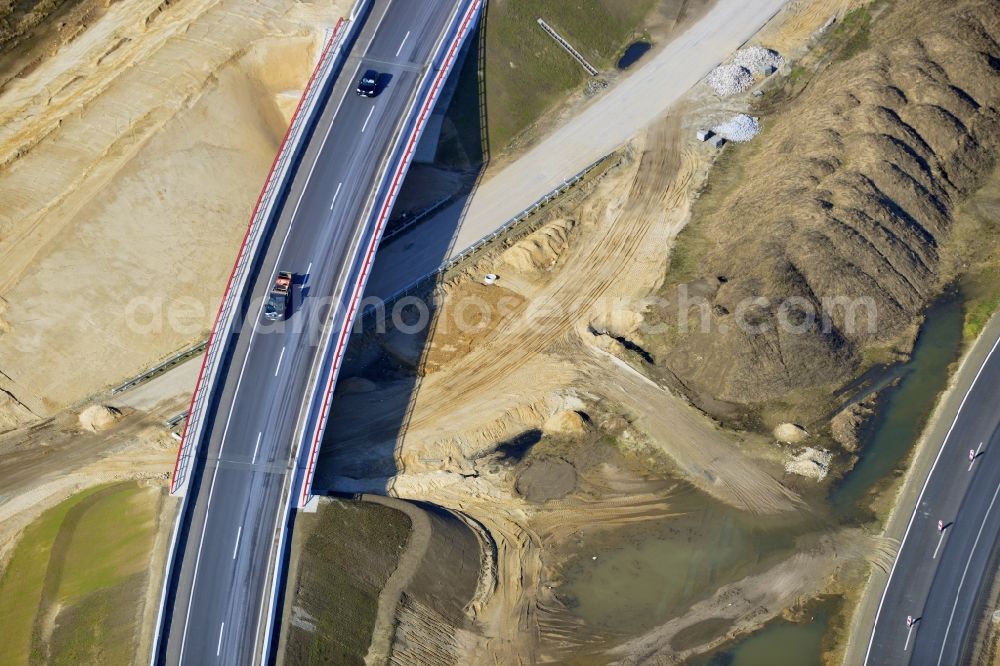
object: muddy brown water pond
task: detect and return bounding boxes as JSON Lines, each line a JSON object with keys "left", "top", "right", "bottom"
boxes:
{"left": 555, "top": 289, "right": 965, "bottom": 658}
{"left": 555, "top": 483, "right": 816, "bottom": 636}
{"left": 687, "top": 598, "right": 836, "bottom": 666}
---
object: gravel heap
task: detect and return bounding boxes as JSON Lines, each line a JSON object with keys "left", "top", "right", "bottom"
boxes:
{"left": 733, "top": 45, "right": 785, "bottom": 72}
{"left": 707, "top": 63, "right": 754, "bottom": 96}
{"left": 784, "top": 447, "right": 832, "bottom": 481}
{"left": 712, "top": 114, "right": 761, "bottom": 142}
{"left": 706, "top": 46, "right": 784, "bottom": 96}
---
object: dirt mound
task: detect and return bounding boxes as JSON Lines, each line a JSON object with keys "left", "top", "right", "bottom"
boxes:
{"left": 543, "top": 410, "right": 590, "bottom": 436}
{"left": 831, "top": 394, "right": 878, "bottom": 452}
{"left": 499, "top": 218, "right": 576, "bottom": 275}
{"left": 773, "top": 423, "right": 808, "bottom": 443}
{"left": 649, "top": 0, "right": 1000, "bottom": 410}
{"left": 78, "top": 404, "right": 123, "bottom": 432}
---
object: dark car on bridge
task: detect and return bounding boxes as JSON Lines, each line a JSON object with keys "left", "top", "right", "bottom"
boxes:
{"left": 356, "top": 70, "right": 379, "bottom": 97}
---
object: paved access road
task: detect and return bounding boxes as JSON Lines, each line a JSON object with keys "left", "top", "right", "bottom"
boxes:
{"left": 866, "top": 334, "right": 1000, "bottom": 665}
{"left": 155, "top": 1, "right": 464, "bottom": 663}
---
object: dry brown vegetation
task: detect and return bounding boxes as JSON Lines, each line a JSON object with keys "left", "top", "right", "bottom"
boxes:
{"left": 281, "top": 499, "right": 412, "bottom": 665}
{"left": 648, "top": 0, "right": 1000, "bottom": 418}
{"left": 0, "top": 0, "right": 88, "bottom": 65}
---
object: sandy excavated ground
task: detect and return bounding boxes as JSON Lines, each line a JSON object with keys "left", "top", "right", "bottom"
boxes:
{"left": 321, "top": 54, "right": 823, "bottom": 666}
{"left": 315, "top": 1, "right": 900, "bottom": 662}
{"left": 0, "top": 339, "right": 204, "bottom": 657}
{"left": 0, "top": 0, "right": 348, "bottom": 646}
{"left": 0, "top": 0, "right": 899, "bottom": 663}
{"left": 324, "top": 123, "right": 805, "bottom": 662}
{"left": 0, "top": 0, "right": 350, "bottom": 427}
{"left": 329, "top": 116, "right": 801, "bottom": 515}
{"left": 0, "top": 353, "right": 195, "bottom": 569}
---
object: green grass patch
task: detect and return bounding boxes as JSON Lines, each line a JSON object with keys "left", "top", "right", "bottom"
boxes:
{"left": 0, "top": 486, "right": 104, "bottom": 665}
{"left": 53, "top": 484, "right": 157, "bottom": 607}
{"left": 45, "top": 574, "right": 147, "bottom": 666}
{"left": 949, "top": 156, "right": 1000, "bottom": 342}
{"left": 282, "top": 499, "right": 411, "bottom": 666}
{"left": 664, "top": 146, "right": 750, "bottom": 284}
{"left": 0, "top": 482, "right": 159, "bottom": 666}
{"left": 964, "top": 291, "right": 1000, "bottom": 340}
{"left": 828, "top": 3, "right": 883, "bottom": 63}
{"left": 484, "top": 0, "right": 656, "bottom": 152}
{"left": 961, "top": 270, "right": 1000, "bottom": 341}
{"left": 787, "top": 64, "right": 808, "bottom": 81}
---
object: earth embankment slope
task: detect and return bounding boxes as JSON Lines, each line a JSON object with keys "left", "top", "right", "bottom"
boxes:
{"left": 647, "top": 0, "right": 1000, "bottom": 413}
{"left": 0, "top": 0, "right": 348, "bottom": 426}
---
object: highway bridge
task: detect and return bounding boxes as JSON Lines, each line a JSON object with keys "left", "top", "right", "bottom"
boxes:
{"left": 865, "top": 333, "right": 1000, "bottom": 665}
{"left": 151, "top": 0, "right": 481, "bottom": 662}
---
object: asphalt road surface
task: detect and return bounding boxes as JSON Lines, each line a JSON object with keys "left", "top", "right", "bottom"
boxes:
{"left": 155, "top": 1, "right": 464, "bottom": 663}
{"left": 866, "top": 334, "right": 1000, "bottom": 665}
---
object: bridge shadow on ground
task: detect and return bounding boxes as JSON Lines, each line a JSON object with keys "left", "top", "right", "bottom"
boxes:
{"left": 311, "top": 13, "right": 490, "bottom": 496}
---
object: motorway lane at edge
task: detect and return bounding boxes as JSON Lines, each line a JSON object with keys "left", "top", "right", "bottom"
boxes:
{"left": 865, "top": 334, "right": 1000, "bottom": 664}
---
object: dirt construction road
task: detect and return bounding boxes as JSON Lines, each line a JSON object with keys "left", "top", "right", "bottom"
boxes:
{"left": 324, "top": 114, "right": 800, "bottom": 515}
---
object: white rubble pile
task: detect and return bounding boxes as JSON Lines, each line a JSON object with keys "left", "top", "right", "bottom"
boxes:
{"left": 785, "top": 447, "right": 833, "bottom": 481}
{"left": 712, "top": 114, "right": 761, "bottom": 142}
{"left": 707, "top": 63, "right": 753, "bottom": 96}
{"left": 733, "top": 45, "right": 785, "bottom": 72}
{"left": 707, "top": 46, "right": 784, "bottom": 96}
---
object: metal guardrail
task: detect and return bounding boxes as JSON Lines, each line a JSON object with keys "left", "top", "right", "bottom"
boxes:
{"left": 164, "top": 411, "right": 188, "bottom": 429}
{"left": 241, "top": 2, "right": 487, "bottom": 663}
{"left": 258, "top": 1, "right": 382, "bottom": 658}
{"left": 111, "top": 341, "right": 207, "bottom": 395}
{"left": 537, "top": 18, "right": 599, "bottom": 76}
{"left": 364, "top": 152, "right": 611, "bottom": 321}
{"left": 440, "top": 155, "right": 609, "bottom": 271}
{"left": 381, "top": 193, "right": 455, "bottom": 243}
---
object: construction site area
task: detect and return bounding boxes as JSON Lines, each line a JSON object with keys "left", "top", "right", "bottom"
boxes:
{"left": 0, "top": 0, "right": 999, "bottom": 663}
